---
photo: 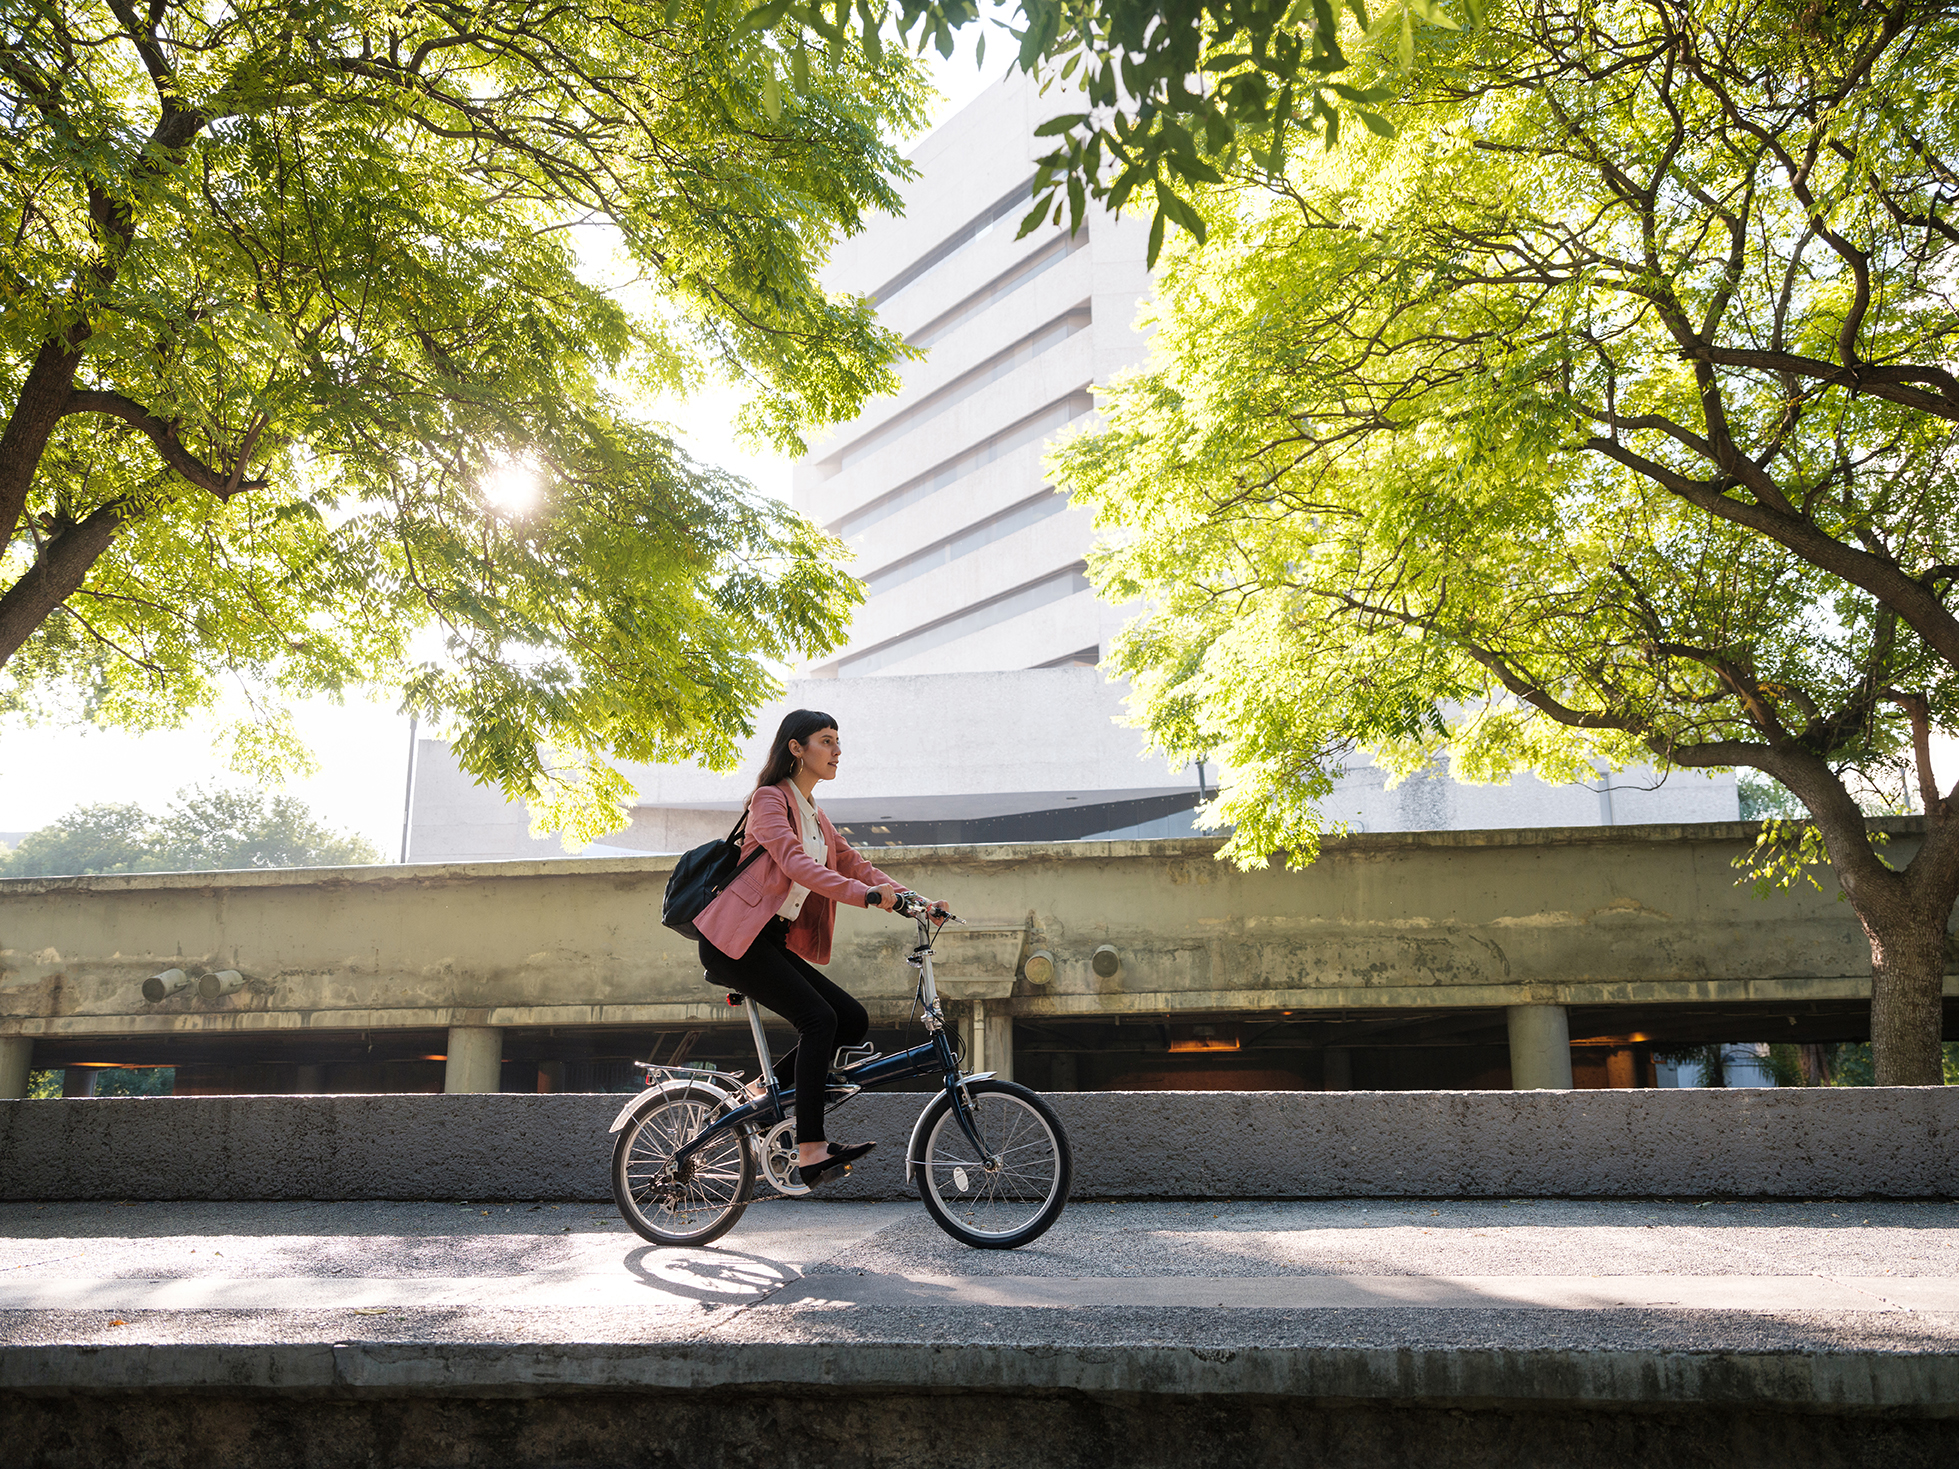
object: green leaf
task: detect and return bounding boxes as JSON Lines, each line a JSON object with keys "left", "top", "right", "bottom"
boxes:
{"left": 736, "top": 0, "right": 793, "bottom": 36}
{"left": 1034, "top": 112, "right": 1090, "bottom": 136}
{"left": 1357, "top": 108, "right": 1395, "bottom": 136}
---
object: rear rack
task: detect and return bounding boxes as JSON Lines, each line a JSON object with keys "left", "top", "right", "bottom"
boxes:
{"left": 634, "top": 1062, "right": 744, "bottom": 1087}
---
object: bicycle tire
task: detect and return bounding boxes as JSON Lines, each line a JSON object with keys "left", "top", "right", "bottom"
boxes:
{"left": 612, "top": 1083, "right": 756, "bottom": 1247}
{"left": 914, "top": 1079, "right": 1071, "bottom": 1249}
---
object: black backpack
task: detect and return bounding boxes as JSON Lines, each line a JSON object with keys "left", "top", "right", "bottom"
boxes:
{"left": 661, "top": 807, "right": 767, "bottom": 941}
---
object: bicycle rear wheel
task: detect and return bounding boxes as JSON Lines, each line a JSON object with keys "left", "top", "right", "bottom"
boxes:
{"left": 612, "top": 1084, "right": 755, "bottom": 1246}
{"left": 915, "top": 1079, "right": 1071, "bottom": 1249}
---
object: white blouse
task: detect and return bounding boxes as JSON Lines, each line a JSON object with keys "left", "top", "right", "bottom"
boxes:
{"left": 775, "top": 783, "right": 829, "bottom": 921}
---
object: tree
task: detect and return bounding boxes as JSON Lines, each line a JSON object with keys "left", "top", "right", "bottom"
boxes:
{"left": 0, "top": 784, "right": 377, "bottom": 876}
{"left": 2, "top": 0, "right": 928, "bottom": 836}
{"left": 0, "top": 800, "right": 156, "bottom": 876}
{"left": 761, "top": 0, "right": 1465, "bottom": 262}
{"left": 1056, "top": 0, "right": 1959, "bottom": 1081}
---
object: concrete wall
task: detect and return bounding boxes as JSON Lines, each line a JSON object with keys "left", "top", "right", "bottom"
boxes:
{"left": 1, "top": 820, "right": 1940, "bottom": 1053}
{"left": 4, "top": 1089, "right": 1955, "bottom": 1201}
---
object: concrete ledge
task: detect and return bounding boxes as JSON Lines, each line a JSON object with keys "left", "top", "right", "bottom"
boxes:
{"left": 6, "top": 1338, "right": 1958, "bottom": 1410}
{"left": 4, "top": 1088, "right": 1957, "bottom": 1202}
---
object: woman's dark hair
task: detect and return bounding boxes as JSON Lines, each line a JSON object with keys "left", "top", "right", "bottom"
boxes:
{"left": 754, "top": 709, "right": 838, "bottom": 789}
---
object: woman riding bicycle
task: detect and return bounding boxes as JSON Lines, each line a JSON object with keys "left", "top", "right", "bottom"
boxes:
{"left": 694, "top": 709, "right": 945, "bottom": 1188}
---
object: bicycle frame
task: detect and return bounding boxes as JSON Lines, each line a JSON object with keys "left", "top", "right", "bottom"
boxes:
{"left": 669, "top": 902, "right": 997, "bottom": 1171}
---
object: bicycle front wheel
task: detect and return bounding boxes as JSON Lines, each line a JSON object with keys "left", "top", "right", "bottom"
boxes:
{"left": 915, "top": 1079, "right": 1071, "bottom": 1249}
{"left": 612, "top": 1084, "right": 755, "bottom": 1247}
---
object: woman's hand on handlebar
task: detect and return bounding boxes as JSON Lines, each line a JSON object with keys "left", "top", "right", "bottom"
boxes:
{"left": 865, "top": 882, "right": 899, "bottom": 910}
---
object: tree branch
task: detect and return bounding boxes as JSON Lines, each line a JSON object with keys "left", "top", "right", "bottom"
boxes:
{"left": 1583, "top": 435, "right": 1959, "bottom": 667}
{"left": 66, "top": 392, "right": 268, "bottom": 497}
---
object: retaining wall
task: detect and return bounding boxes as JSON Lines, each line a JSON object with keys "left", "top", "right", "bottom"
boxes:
{"left": 4, "top": 1088, "right": 1956, "bottom": 1201}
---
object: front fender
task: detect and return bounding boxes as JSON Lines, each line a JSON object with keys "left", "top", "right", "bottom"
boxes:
{"left": 607, "top": 1076, "right": 735, "bottom": 1134}
{"left": 903, "top": 1073, "right": 996, "bottom": 1186}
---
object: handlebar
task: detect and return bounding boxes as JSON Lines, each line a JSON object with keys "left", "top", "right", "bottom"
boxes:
{"left": 890, "top": 889, "right": 957, "bottom": 923}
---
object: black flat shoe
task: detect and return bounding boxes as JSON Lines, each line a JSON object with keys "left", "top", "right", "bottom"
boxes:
{"left": 796, "top": 1140, "right": 876, "bottom": 1188}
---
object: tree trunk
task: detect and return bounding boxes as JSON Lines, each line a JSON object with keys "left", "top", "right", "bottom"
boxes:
{"left": 0, "top": 334, "right": 85, "bottom": 548}
{"left": 1865, "top": 909, "right": 1952, "bottom": 1086}
{"left": 0, "top": 503, "right": 123, "bottom": 667}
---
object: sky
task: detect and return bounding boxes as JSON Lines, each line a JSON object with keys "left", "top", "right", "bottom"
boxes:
{"left": 0, "top": 40, "right": 1017, "bottom": 856}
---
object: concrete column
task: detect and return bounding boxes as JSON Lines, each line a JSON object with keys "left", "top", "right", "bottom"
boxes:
{"left": 1048, "top": 1053, "right": 1077, "bottom": 1092}
{"left": 1605, "top": 1048, "right": 1637, "bottom": 1089}
{"left": 537, "top": 1061, "right": 566, "bottom": 1093}
{"left": 965, "top": 1002, "right": 985, "bottom": 1075}
{"left": 444, "top": 1026, "right": 503, "bottom": 1093}
{"left": 0, "top": 1037, "right": 33, "bottom": 1100}
{"left": 292, "top": 1064, "right": 327, "bottom": 1094}
{"left": 1506, "top": 1005, "right": 1574, "bottom": 1090}
{"left": 61, "top": 1067, "right": 95, "bottom": 1098}
{"left": 984, "top": 1011, "right": 1014, "bottom": 1083}
{"left": 1322, "top": 1047, "right": 1352, "bottom": 1091}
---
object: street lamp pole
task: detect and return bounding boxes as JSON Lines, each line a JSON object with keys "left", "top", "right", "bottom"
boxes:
{"left": 398, "top": 715, "right": 419, "bottom": 863}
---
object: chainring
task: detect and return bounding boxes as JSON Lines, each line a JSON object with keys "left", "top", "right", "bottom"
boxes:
{"left": 759, "top": 1119, "right": 812, "bottom": 1197}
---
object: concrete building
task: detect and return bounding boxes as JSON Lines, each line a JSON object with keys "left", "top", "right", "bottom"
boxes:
{"left": 4, "top": 819, "right": 1944, "bottom": 1099}
{"left": 794, "top": 73, "right": 1150, "bottom": 678}
{"left": 404, "top": 671, "right": 1738, "bottom": 864}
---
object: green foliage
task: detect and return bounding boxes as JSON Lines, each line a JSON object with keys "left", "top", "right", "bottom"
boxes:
{"left": 1655, "top": 1043, "right": 1728, "bottom": 1087}
{"left": 86, "top": 1067, "right": 175, "bottom": 1097}
{"left": 0, "top": 802, "right": 158, "bottom": 878}
{"left": 1737, "top": 775, "right": 1805, "bottom": 823}
{"left": 1055, "top": 0, "right": 1959, "bottom": 873}
{"left": 0, "top": 785, "right": 378, "bottom": 877}
{"left": 1764, "top": 1044, "right": 1808, "bottom": 1089}
{"left": 2, "top": 0, "right": 932, "bottom": 838}
{"left": 1828, "top": 1043, "right": 1878, "bottom": 1087}
{"left": 757, "top": 0, "right": 1467, "bottom": 263}
{"left": 19, "top": 1067, "right": 174, "bottom": 1095}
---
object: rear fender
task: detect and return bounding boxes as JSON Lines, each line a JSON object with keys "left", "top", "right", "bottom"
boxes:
{"left": 607, "top": 1076, "right": 733, "bottom": 1134}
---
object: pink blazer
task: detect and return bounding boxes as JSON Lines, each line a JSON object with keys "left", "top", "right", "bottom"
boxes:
{"left": 694, "top": 781, "right": 897, "bottom": 966}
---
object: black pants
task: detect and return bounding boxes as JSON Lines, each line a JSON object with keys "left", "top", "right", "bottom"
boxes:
{"left": 700, "top": 916, "right": 869, "bottom": 1145}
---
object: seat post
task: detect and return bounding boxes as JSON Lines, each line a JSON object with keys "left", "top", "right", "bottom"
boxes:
{"left": 743, "top": 998, "right": 774, "bottom": 1082}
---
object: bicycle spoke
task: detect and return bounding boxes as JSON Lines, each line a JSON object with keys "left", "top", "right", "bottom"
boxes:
{"left": 614, "top": 1091, "right": 753, "bottom": 1244}
{"left": 926, "top": 1091, "right": 1061, "bottom": 1238}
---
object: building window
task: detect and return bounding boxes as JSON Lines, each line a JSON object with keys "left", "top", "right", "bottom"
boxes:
{"left": 861, "top": 491, "right": 1069, "bottom": 597}
{"left": 869, "top": 176, "right": 1039, "bottom": 304}
{"left": 908, "top": 231, "right": 1090, "bottom": 350}
{"left": 836, "top": 564, "right": 1092, "bottom": 676}
{"left": 1033, "top": 645, "right": 1099, "bottom": 669}
{"left": 831, "top": 391, "right": 1094, "bottom": 541}
{"left": 826, "top": 305, "right": 1091, "bottom": 474}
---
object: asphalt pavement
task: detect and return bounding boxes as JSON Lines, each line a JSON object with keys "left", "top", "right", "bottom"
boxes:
{"left": 5, "top": 1194, "right": 1959, "bottom": 1356}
